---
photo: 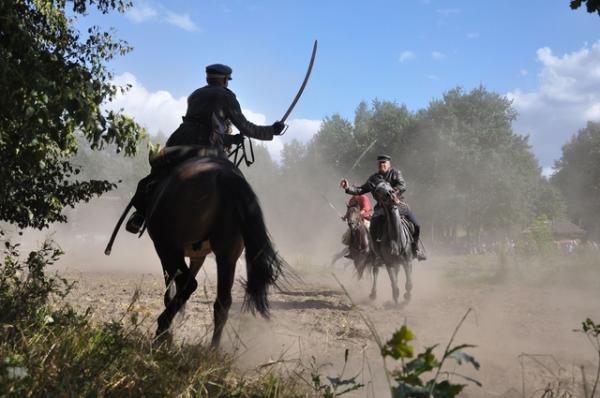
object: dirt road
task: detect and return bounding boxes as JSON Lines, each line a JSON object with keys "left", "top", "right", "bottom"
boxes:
{"left": 61, "top": 253, "right": 599, "bottom": 397}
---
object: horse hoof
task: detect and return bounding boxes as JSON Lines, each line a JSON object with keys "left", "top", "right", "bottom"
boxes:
{"left": 369, "top": 293, "right": 376, "bottom": 301}
{"left": 403, "top": 292, "right": 411, "bottom": 301}
{"left": 154, "top": 329, "right": 172, "bottom": 347}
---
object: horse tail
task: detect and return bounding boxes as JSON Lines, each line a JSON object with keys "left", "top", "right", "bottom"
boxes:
{"left": 221, "top": 170, "right": 287, "bottom": 318}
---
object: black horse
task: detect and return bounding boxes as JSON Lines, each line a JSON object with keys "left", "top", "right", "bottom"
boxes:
{"left": 369, "top": 181, "right": 414, "bottom": 304}
{"left": 145, "top": 156, "right": 287, "bottom": 346}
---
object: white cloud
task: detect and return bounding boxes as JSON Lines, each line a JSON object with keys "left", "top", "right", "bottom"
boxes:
{"left": 399, "top": 51, "right": 416, "bottom": 63}
{"left": 466, "top": 32, "right": 479, "bottom": 40}
{"left": 165, "top": 12, "right": 199, "bottom": 32}
{"left": 520, "top": 68, "right": 528, "bottom": 76}
{"left": 427, "top": 74, "right": 439, "bottom": 80}
{"left": 108, "top": 73, "right": 321, "bottom": 162}
{"left": 541, "top": 167, "right": 555, "bottom": 178}
{"left": 431, "top": 51, "right": 445, "bottom": 60}
{"left": 126, "top": 2, "right": 158, "bottom": 23}
{"left": 125, "top": 1, "right": 199, "bottom": 32}
{"left": 507, "top": 41, "right": 600, "bottom": 167}
{"left": 108, "top": 73, "right": 187, "bottom": 136}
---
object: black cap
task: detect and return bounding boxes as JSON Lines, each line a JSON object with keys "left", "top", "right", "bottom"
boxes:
{"left": 206, "top": 64, "right": 232, "bottom": 80}
{"left": 377, "top": 154, "right": 391, "bottom": 162}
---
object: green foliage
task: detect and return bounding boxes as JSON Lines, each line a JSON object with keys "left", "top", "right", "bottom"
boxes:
{"left": 552, "top": 121, "right": 600, "bottom": 240}
{"left": 576, "top": 318, "right": 600, "bottom": 398}
{"left": 381, "top": 324, "right": 480, "bottom": 398}
{"left": 570, "top": 0, "right": 600, "bottom": 15}
{"left": 530, "top": 215, "right": 554, "bottom": 253}
{"left": 0, "top": 0, "right": 145, "bottom": 229}
{"left": 581, "top": 318, "right": 600, "bottom": 338}
{"left": 535, "top": 179, "right": 567, "bottom": 220}
{"left": 0, "top": 237, "right": 71, "bottom": 324}
{"left": 382, "top": 325, "right": 416, "bottom": 359}
{"left": 309, "top": 350, "right": 363, "bottom": 398}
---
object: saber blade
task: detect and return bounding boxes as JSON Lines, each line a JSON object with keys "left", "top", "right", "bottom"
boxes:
{"left": 281, "top": 40, "right": 318, "bottom": 123}
{"left": 320, "top": 193, "right": 344, "bottom": 218}
{"left": 348, "top": 139, "right": 377, "bottom": 174}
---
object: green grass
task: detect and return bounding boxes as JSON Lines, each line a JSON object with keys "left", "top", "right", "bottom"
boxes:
{"left": 0, "top": 240, "right": 309, "bottom": 397}
{"left": 1, "top": 307, "right": 307, "bottom": 397}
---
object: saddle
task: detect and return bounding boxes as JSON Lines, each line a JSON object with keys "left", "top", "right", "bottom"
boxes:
{"left": 149, "top": 145, "right": 224, "bottom": 170}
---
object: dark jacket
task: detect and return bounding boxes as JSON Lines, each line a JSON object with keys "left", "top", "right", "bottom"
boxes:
{"left": 166, "top": 84, "right": 276, "bottom": 147}
{"left": 345, "top": 168, "right": 406, "bottom": 200}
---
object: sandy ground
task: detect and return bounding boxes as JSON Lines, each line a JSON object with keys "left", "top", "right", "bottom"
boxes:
{"left": 56, "top": 248, "right": 600, "bottom": 398}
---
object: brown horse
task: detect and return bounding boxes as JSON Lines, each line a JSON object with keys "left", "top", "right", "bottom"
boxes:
{"left": 145, "top": 155, "right": 287, "bottom": 346}
{"left": 344, "top": 205, "right": 373, "bottom": 278}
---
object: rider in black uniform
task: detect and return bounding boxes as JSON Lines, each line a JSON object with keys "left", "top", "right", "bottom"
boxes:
{"left": 125, "top": 64, "right": 285, "bottom": 233}
{"left": 340, "top": 155, "right": 426, "bottom": 260}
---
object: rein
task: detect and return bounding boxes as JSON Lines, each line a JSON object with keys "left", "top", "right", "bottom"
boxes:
{"left": 227, "top": 136, "right": 255, "bottom": 168}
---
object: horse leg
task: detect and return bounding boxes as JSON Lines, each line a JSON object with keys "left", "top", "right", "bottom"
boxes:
{"left": 178, "top": 255, "right": 207, "bottom": 318}
{"left": 190, "top": 255, "right": 207, "bottom": 278}
{"left": 403, "top": 260, "right": 413, "bottom": 301}
{"left": 211, "top": 254, "right": 237, "bottom": 347}
{"left": 369, "top": 265, "right": 379, "bottom": 300}
{"left": 155, "top": 246, "right": 197, "bottom": 338}
{"left": 331, "top": 247, "right": 348, "bottom": 266}
{"left": 385, "top": 264, "right": 400, "bottom": 304}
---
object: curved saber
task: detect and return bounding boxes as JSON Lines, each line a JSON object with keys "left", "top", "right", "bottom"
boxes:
{"left": 348, "top": 139, "right": 377, "bottom": 174}
{"left": 281, "top": 40, "right": 318, "bottom": 123}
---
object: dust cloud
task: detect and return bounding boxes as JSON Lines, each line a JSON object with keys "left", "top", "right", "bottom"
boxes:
{"left": 7, "top": 141, "right": 600, "bottom": 397}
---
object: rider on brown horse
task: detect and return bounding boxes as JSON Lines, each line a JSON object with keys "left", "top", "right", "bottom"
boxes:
{"left": 126, "top": 64, "right": 286, "bottom": 233}
{"left": 341, "top": 193, "right": 372, "bottom": 259}
{"left": 340, "top": 154, "right": 426, "bottom": 261}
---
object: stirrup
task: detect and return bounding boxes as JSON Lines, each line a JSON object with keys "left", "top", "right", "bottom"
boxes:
{"left": 125, "top": 211, "right": 145, "bottom": 234}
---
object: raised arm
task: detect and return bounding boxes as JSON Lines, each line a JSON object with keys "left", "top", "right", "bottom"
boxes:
{"left": 225, "top": 93, "right": 283, "bottom": 140}
{"left": 340, "top": 178, "right": 373, "bottom": 196}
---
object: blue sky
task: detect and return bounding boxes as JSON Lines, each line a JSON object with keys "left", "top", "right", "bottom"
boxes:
{"left": 84, "top": 0, "right": 600, "bottom": 169}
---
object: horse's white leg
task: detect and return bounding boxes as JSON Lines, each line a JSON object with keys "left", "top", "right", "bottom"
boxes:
{"left": 403, "top": 260, "right": 413, "bottom": 301}
{"left": 385, "top": 264, "right": 400, "bottom": 303}
{"left": 369, "top": 265, "right": 379, "bottom": 300}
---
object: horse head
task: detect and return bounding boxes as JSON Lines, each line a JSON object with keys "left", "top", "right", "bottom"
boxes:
{"left": 346, "top": 205, "right": 363, "bottom": 231}
{"left": 374, "top": 181, "right": 397, "bottom": 209}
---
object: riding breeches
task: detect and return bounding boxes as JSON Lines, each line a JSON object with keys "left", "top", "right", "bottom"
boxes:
{"left": 404, "top": 210, "right": 421, "bottom": 244}
{"left": 370, "top": 207, "right": 421, "bottom": 246}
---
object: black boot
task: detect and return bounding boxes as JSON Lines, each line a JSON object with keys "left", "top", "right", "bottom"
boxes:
{"left": 125, "top": 211, "right": 145, "bottom": 234}
{"left": 412, "top": 242, "right": 426, "bottom": 261}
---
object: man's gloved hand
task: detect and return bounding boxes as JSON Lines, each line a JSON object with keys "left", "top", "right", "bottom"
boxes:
{"left": 272, "top": 121, "right": 286, "bottom": 135}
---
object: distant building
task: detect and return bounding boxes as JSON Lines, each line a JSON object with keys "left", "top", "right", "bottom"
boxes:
{"left": 550, "top": 219, "right": 586, "bottom": 241}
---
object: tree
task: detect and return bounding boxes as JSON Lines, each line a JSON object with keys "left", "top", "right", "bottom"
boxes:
{"left": 0, "top": 0, "right": 144, "bottom": 229}
{"left": 535, "top": 179, "right": 567, "bottom": 220}
{"left": 552, "top": 121, "right": 600, "bottom": 240}
{"left": 570, "top": 0, "right": 600, "bottom": 16}
{"left": 407, "top": 87, "right": 542, "bottom": 243}
{"left": 309, "top": 87, "right": 546, "bottom": 246}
